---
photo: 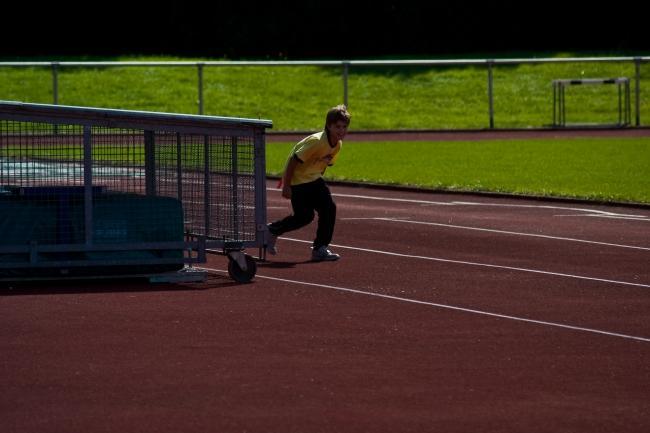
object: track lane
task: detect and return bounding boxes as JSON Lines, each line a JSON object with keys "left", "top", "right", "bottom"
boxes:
{"left": 264, "top": 182, "right": 650, "bottom": 338}
{"left": 2, "top": 182, "right": 649, "bottom": 433}
{"left": 4, "top": 271, "right": 649, "bottom": 433}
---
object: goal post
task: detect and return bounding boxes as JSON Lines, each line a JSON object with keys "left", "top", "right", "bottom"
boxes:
{"left": 552, "top": 77, "right": 631, "bottom": 127}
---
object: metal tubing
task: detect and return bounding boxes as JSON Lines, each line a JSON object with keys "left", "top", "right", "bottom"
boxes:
{"left": 487, "top": 60, "right": 494, "bottom": 129}
{"left": 176, "top": 132, "right": 183, "bottom": 201}
{"left": 618, "top": 83, "right": 622, "bottom": 125}
{"left": 3, "top": 57, "right": 648, "bottom": 68}
{"left": 253, "top": 130, "right": 267, "bottom": 260}
{"left": 0, "top": 101, "right": 272, "bottom": 131}
{"left": 144, "top": 130, "right": 156, "bottom": 196}
{"left": 52, "top": 63, "right": 59, "bottom": 135}
{"left": 231, "top": 136, "right": 239, "bottom": 241}
{"left": 627, "top": 80, "right": 632, "bottom": 125}
{"left": 553, "top": 81, "right": 557, "bottom": 126}
{"left": 634, "top": 58, "right": 641, "bottom": 126}
{"left": 51, "top": 62, "right": 59, "bottom": 105}
{"left": 4, "top": 57, "right": 648, "bottom": 129}
{"left": 342, "top": 61, "right": 349, "bottom": 107}
{"left": 83, "top": 125, "right": 93, "bottom": 245}
{"left": 560, "top": 84, "right": 566, "bottom": 126}
{"left": 0, "top": 100, "right": 272, "bottom": 274}
{"left": 203, "top": 135, "right": 211, "bottom": 237}
{"left": 197, "top": 63, "right": 204, "bottom": 115}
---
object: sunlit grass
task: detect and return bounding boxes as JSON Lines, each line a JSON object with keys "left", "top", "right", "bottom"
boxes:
{"left": 266, "top": 137, "right": 650, "bottom": 203}
{"left": 1, "top": 54, "right": 647, "bottom": 130}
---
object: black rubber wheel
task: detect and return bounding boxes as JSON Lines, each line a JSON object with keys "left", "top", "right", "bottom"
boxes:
{"left": 227, "top": 254, "right": 257, "bottom": 283}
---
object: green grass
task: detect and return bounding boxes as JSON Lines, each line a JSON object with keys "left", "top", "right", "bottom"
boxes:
{"left": 3, "top": 135, "right": 648, "bottom": 203}
{"left": 1, "top": 54, "right": 648, "bottom": 130}
{"left": 266, "top": 138, "right": 650, "bottom": 203}
{"left": 2, "top": 53, "right": 649, "bottom": 203}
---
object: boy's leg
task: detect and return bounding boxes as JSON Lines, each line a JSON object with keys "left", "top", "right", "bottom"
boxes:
{"left": 312, "top": 179, "right": 336, "bottom": 250}
{"left": 268, "top": 183, "right": 316, "bottom": 236}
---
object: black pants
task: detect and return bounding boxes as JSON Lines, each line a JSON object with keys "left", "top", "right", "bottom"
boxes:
{"left": 268, "top": 178, "right": 336, "bottom": 249}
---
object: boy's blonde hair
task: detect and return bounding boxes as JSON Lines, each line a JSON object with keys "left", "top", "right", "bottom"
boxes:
{"left": 325, "top": 105, "right": 351, "bottom": 128}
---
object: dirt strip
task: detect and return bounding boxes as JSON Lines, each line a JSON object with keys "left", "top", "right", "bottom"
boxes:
{"left": 267, "top": 127, "right": 650, "bottom": 142}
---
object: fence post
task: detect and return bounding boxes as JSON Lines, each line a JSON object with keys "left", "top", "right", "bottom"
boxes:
{"left": 197, "top": 62, "right": 204, "bottom": 115}
{"left": 634, "top": 57, "right": 641, "bottom": 126}
{"left": 144, "top": 130, "right": 156, "bottom": 196}
{"left": 83, "top": 125, "right": 93, "bottom": 245}
{"left": 51, "top": 62, "right": 59, "bottom": 105}
{"left": 342, "top": 61, "right": 350, "bottom": 108}
{"left": 487, "top": 60, "right": 495, "bottom": 129}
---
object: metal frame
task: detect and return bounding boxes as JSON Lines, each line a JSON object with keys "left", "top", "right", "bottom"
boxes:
{"left": 0, "top": 101, "right": 272, "bottom": 274}
{"left": 552, "top": 78, "right": 631, "bottom": 127}
{"left": 1, "top": 56, "right": 648, "bottom": 127}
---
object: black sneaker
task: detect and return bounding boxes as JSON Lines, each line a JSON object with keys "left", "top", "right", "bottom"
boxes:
{"left": 311, "top": 245, "right": 340, "bottom": 262}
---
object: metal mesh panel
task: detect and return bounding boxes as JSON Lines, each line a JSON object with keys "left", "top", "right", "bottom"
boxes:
{"left": 0, "top": 102, "right": 270, "bottom": 272}
{"left": 153, "top": 132, "right": 257, "bottom": 241}
{"left": 0, "top": 121, "right": 85, "bottom": 245}
{"left": 0, "top": 121, "right": 84, "bottom": 188}
{"left": 91, "top": 128, "right": 146, "bottom": 195}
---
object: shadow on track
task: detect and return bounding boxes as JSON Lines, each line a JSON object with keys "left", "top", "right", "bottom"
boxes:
{"left": 256, "top": 259, "right": 325, "bottom": 269}
{"left": 0, "top": 273, "right": 240, "bottom": 296}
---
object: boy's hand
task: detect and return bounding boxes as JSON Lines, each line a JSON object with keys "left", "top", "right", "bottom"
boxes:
{"left": 281, "top": 183, "right": 292, "bottom": 199}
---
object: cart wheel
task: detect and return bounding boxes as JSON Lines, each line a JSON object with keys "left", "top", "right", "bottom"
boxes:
{"left": 227, "top": 254, "right": 257, "bottom": 283}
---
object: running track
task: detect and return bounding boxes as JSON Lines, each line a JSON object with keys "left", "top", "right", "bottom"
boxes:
{"left": 2, "top": 180, "right": 649, "bottom": 432}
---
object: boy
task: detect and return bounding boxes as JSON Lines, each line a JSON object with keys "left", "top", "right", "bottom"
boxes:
{"left": 266, "top": 105, "right": 351, "bottom": 261}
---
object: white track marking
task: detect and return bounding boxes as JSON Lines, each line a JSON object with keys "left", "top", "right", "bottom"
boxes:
{"left": 267, "top": 188, "right": 650, "bottom": 221}
{"left": 554, "top": 214, "right": 650, "bottom": 222}
{"left": 198, "top": 267, "right": 650, "bottom": 343}
{"left": 447, "top": 200, "right": 647, "bottom": 219}
{"left": 268, "top": 187, "right": 453, "bottom": 206}
{"left": 279, "top": 237, "right": 650, "bottom": 288}
{"left": 340, "top": 217, "right": 650, "bottom": 251}
{"left": 268, "top": 187, "right": 648, "bottom": 219}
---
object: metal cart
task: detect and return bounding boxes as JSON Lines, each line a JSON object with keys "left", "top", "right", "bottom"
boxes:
{"left": 0, "top": 101, "right": 272, "bottom": 283}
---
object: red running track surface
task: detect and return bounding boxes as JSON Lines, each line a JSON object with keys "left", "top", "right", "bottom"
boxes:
{"left": 2, "top": 180, "right": 649, "bottom": 433}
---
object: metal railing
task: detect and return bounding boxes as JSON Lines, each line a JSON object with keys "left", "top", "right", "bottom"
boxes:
{"left": 0, "top": 100, "right": 271, "bottom": 281}
{"left": 2, "top": 57, "right": 648, "bottom": 128}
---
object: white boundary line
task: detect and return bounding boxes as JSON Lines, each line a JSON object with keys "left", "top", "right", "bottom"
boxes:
{"left": 449, "top": 200, "right": 648, "bottom": 219}
{"left": 268, "top": 187, "right": 649, "bottom": 220}
{"left": 199, "top": 267, "right": 650, "bottom": 343}
{"left": 341, "top": 217, "right": 650, "bottom": 251}
{"left": 281, "top": 237, "right": 650, "bottom": 288}
{"left": 565, "top": 214, "right": 650, "bottom": 222}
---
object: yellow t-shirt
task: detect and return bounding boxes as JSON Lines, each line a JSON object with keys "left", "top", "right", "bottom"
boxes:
{"left": 286, "top": 131, "right": 341, "bottom": 186}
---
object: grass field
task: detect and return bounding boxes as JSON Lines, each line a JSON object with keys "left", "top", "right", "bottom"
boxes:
{"left": 2, "top": 53, "right": 649, "bottom": 203}
{"left": 266, "top": 138, "right": 650, "bottom": 203}
{"left": 5, "top": 134, "right": 646, "bottom": 203}
{"left": 1, "top": 54, "right": 648, "bottom": 130}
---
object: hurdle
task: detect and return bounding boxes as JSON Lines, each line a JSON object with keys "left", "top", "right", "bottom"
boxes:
{"left": 552, "top": 77, "right": 631, "bottom": 127}
{"left": 0, "top": 101, "right": 272, "bottom": 283}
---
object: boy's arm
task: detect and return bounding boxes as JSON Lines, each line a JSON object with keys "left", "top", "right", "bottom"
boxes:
{"left": 281, "top": 156, "right": 300, "bottom": 199}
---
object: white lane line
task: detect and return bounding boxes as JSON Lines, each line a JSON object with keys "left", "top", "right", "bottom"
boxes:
{"left": 198, "top": 266, "right": 650, "bottom": 343}
{"left": 268, "top": 187, "right": 649, "bottom": 219}
{"left": 280, "top": 237, "right": 650, "bottom": 288}
{"left": 448, "top": 201, "right": 647, "bottom": 219}
{"left": 554, "top": 214, "right": 650, "bottom": 222}
{"left": 268, "top": 187, "right": 453, "bottom": 206}
{"left": 340, "top": 217, "right": 650, "bottom": 251}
